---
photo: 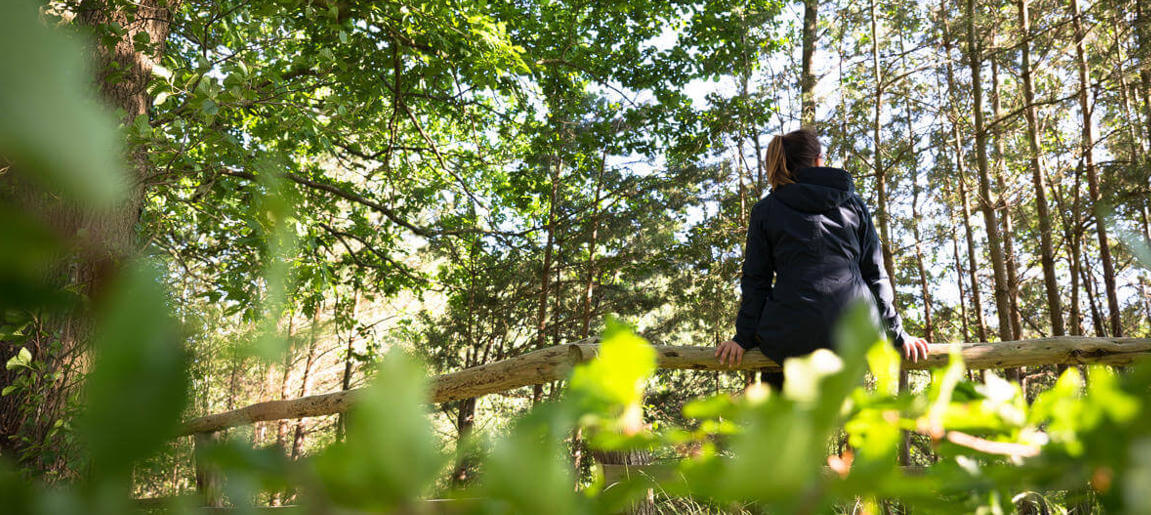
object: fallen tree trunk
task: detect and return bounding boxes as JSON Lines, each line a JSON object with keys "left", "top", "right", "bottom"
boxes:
{"left": 180, "top": 336, "right": 1151, "bottom": 435}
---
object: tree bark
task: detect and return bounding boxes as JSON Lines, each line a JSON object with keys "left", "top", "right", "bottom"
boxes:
{"left": 178, "top": 338, "right": 1151, "bottom": 435}
{"left": 939, "top": 0, "right": 989, "bottom": 344}
{"left": 1137, "top": 2, "right": 1151, "bottom": 150}
{"left": 533, "top": 158, "right": 560, "bottom": 404}
{"left": 951, "top": 215, "right": 971, "bottom": 341}
{"left": 800, "top": 0, "right": 819, "bottom": 126}
{"left": 989, "top": 55, "right": 1023, "bottom": 383}
{"left": 912, "top": 159, "right": 934, "bottom": 342}
{"left": 990, "top": 58, "right": 1023, "bottom": 342}
{"left": 1016, "top": 0, "right": 1065, "bottom": 338}
{"left": 870, "top": 0, "right": 897, "bottom": 291}
{"left": 581, "top": 152, "right": 606, "bottom": 339}
{"left": 0, "top": 0, "right": 180, "bottom": 475}
{"left": 290, "top": 307, "right": 321, "bottom": 460}
{"left": 869, "top": 0, "right": 909, "bottom": 466}
{"left": 450, "top": 397, "right": 477, "bottom": 486}
{"left": 965, "top": 0, "right": 1016, "bottom": 351}
{"left": 337, "top": 291, "right": 359, "bottom": 440}
{"left": 1070, "top": 0, "right": 1123, "bottom": 337}
{"left": 1062, "top": 170, "right": 1086, "bottom": 336}
{"left": 1081, "top": 253, "right": 1107, "bottom": 337}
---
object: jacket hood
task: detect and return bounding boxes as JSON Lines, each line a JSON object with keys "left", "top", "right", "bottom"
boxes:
{"left": 772, "top": 166, "right": 855, "bottom": 213}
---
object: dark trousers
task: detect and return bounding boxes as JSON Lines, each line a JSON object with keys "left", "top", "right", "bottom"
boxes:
{"left": 760, "top": 369, "right": 785, "bottom": 391}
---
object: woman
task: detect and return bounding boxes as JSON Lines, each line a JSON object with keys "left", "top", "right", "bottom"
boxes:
{"left": 715, "top": 128, "right": 930, "bottom": 389}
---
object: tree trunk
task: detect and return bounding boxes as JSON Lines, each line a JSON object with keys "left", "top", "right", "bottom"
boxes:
{"left": 591, "top": 450, "right": 656, "bottom": 514}
{"left": 1137, "top": 2, "right": 1151, "bottom": 150}
{"left": 0, "top": 0, "right": 179, "bottom": 475}
{"left": 800, "top": 0, "right": 819, "bottom": 126}
{"left": 1016, "top": 0, "right": 1065, "bottom": 338}
{"left": 450, "top": 397, "right": 477, "bottom": 486}
{"left": 939, "top": 1, "right": 989, "bottom": 344}
{"left": 897, "top": 27, "right": 931, "bottom": 344}
{"left": 951, "top": 214, "right": 971, "bottom": 341}
{"left": 989, "top": 55, "right": 1023, "bottom": 383}
{"left": 581, "top": 152, "right": 606, "bottom": 339}
{"left": 870, "top": 0, "right": 897, "bottom": 291}
{"left": 912, "top": 160, "right": 934, "bottom": 342}
{"left": 1063, "top": 171, "right": 1086, "bottom": 336}
{"left": 965, "top": 0, "right": 1016, "bottom": 352}
{"left": 990, "top": 58, "right": 1023, "bottom": 342}
{"left": 1081, "top": 253, "right": 1108, "bottom": 338}
{"left": 1070, "top": 0, "right": 1123, "bottom": 337}
{"left": 291, "top": 307, "right": 321, "bottom": 460}
{"left": 337, "top": 291, "right": 359, "bottom": 440}
{"left": 270, "top": 313, "right": 295, "bottom": 506}
{"left": 869, "top": 0, "right": 910, "bottom": 466}
{"left": 533, "top": 158, "right": 560, "bottom": 404}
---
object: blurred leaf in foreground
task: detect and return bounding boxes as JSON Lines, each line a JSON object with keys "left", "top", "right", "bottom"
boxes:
{"left": 80, "top": 260, "right": 189, "bottom": 483}
{"left": 476, "top": 402, "right": 584, "bottom": 515}
{"left": 0, "top": 0, "right": 125, "bottom": 207}
{"left": 568, "top": 316, "right": 656, "bottom": 434}
{"left": 675, "top": 300, "right": 882, "bottom": 508}
{"left": 312, "top": 349, "right": 444, "bottom": 511}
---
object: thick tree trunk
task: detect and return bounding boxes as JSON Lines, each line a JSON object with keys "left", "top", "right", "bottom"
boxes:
{"left": 965, "top": 0, "right": 1015, "bottom": 352}
{"left": 1016, "top": 0, "right": 1065, "bottom": 337}
{"left": 594, "top": 450, "right": 656, "bottom": 514}
{"left": 800, "top": 0, "right": 819, "bottom": 126}
{"left": 1070, "top": 0, "right": 1122, "bottom": 337}
{"left": 0, "top": 0, "right": 178, "bottom": 475}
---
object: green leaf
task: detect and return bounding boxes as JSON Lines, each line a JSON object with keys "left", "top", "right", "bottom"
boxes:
{"left": 80, "top": 260, "right": 189, "bottom": 480}
{"left": 5, "top": 347, "right": 31, "bottom": 370}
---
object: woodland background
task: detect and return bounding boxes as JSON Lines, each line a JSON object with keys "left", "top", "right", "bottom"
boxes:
{"left": 1, "top": 0, "right": 1151, "bottom": 511}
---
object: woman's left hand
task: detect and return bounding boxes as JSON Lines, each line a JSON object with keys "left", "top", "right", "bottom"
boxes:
{"left": 715, "top": 340, "right": 745, "bottom": 367}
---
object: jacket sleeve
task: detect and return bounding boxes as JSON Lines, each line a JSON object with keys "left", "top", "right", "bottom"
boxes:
{"left": 732, "top": 201, "right": 774, "bottom": 350}
{"left": 856, "top": 198, "right": 910, "bottom": 348}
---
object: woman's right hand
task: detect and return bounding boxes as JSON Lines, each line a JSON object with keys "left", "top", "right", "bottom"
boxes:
{"left": 902, "top": 336, "right": 930, "bottom": 363}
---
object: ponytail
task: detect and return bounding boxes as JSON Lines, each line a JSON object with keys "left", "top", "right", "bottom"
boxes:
{"left": 765, "top": 136, "right": 793, "bottom": 189}
{"left": 763, "top": 127, "right": 822, "bottom": 190}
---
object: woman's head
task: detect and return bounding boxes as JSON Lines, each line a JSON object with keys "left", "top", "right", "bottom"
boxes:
{"left": 764, "top": 128, "right": 822, "bottom": 189}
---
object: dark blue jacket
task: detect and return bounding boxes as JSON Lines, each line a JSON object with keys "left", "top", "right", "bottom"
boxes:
{"left": 732, "top": 166, "right": 909, "bottom": 365}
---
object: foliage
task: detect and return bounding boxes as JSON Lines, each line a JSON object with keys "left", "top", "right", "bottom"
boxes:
{"left": 7, "top": 285, "right": 1151, "bottom": 513}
